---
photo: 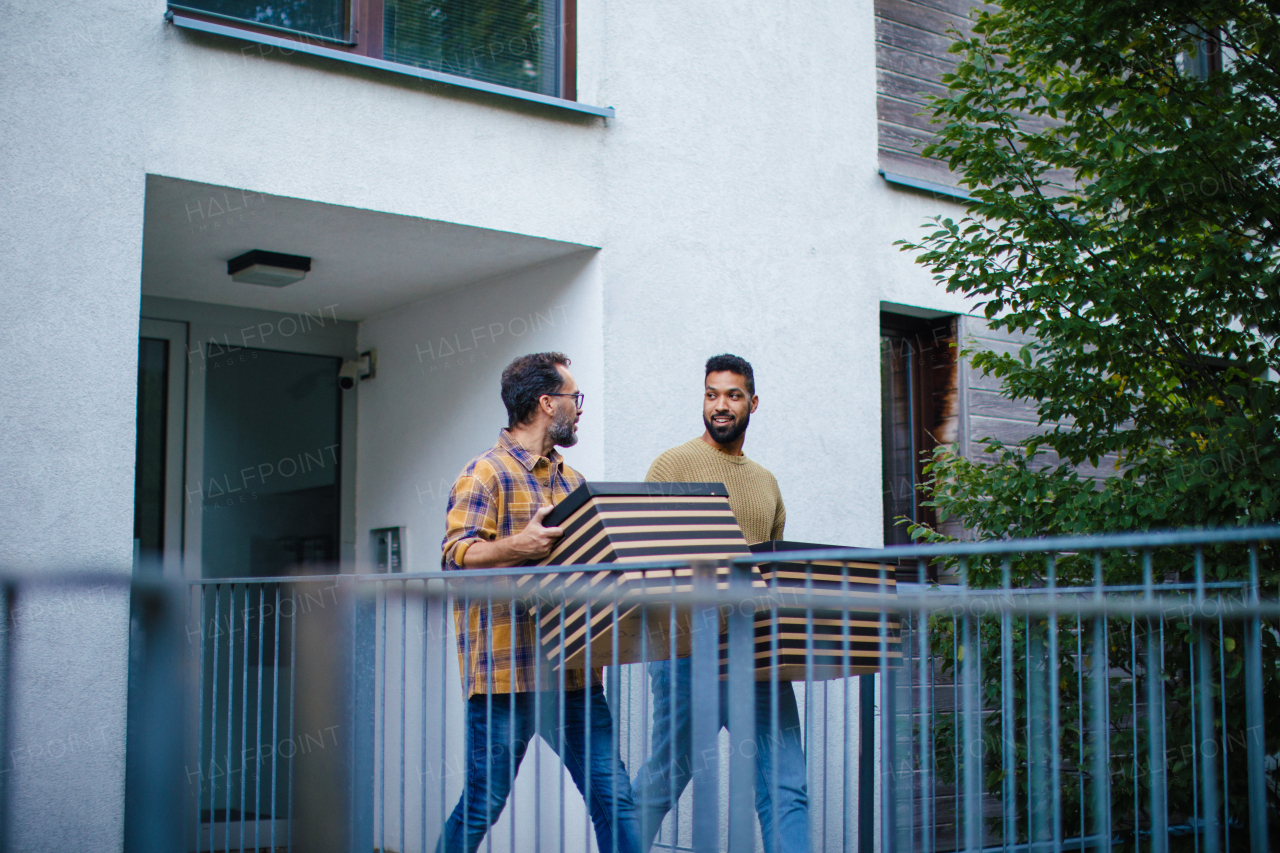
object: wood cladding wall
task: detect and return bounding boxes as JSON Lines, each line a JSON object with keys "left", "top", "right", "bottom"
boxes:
{"left": 875, "top": 0, "right": 981, "bottom": 187}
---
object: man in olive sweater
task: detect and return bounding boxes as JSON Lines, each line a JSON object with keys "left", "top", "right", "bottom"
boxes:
{"left": 631, "top": 354, "right": 808, "bottom": 853}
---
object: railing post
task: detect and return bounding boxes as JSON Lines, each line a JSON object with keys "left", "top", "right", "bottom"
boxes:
{"left": 859, "top": 673, "right": 875, "bottom": 853}
{"left": 123, "top": 582, "right": 186, "bottom": 853}
{"left": 726, "top": 560, "right": 756, "bottom": 853}
{"left": 1244, "top": 544, "right": 1268, "bottom": 853}
{"left": 878, "top": 562, "right": 898, "bottom": 853}
{"left": 690, "top": 560, "right": 721, "bottom": 853}
{"left": 292, "top": 576, "right": 376, "bottom": 853}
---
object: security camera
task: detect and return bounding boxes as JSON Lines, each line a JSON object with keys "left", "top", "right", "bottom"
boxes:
{"left": 338, "top": 360, "right": 359, "bottom": 390}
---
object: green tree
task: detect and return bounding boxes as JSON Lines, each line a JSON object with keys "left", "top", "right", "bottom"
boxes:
{"left": 897, "top": 0, "right": 1280, "bottom": 843}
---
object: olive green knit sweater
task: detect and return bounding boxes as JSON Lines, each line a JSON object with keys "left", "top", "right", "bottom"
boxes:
{"left": 644, "top": 438, "right": 786, "bottom": 545}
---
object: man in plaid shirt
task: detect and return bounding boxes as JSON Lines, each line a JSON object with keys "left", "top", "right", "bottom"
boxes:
{"left": 436, "top": 352, "right": 640, "bottom": 853}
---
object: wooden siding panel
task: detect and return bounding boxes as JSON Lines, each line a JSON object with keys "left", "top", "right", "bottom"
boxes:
{"left": 875, "top": 0, "right": 975, "bottom": 39}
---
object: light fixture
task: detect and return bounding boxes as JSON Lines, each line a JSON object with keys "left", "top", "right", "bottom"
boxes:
{"left": 227, "top": 249, "right": 311, "bottom": 287}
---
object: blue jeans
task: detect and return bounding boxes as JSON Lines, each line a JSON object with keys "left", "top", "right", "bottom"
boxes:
{"left": 437, "top": 686, "right": 641, "bottom": 853}
{"left": 631, "top": 658, "right": 809, "bottom": 853}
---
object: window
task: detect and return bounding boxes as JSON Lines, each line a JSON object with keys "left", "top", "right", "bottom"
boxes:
{"left": 171, "top": 0, "right": 575, "bottom": 99}
{"left": 880, "top": 313, "right": 957, "bottom": 548}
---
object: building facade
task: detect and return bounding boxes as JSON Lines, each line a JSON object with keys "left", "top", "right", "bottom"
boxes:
{"left": 0, "top": 0, "right": 1025, "bottom": 848}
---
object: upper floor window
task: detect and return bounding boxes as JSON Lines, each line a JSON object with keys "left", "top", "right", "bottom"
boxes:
{"left": 172, "top": 0, "right": 572, "bottom": 98}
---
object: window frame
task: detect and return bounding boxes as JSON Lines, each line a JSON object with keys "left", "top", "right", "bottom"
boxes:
{"left": 167, "top": 0, "right": 592, "bottom": 113}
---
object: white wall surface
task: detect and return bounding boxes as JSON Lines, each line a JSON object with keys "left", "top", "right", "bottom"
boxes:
{"left": 4, "top": 0, "right": 975, "bottom": 846}
{"left": 356, "top": 251, "right": 605, "bottom": 571}
{"left": 0, "top": 3, "right": 159, "bottom": 849}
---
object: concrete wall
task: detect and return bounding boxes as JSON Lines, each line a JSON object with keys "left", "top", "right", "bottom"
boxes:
{"left": 3, "top": 0, "right": 973, "bottom": 847}
{"left": 355, "top": 250, "right": 605, "bottom": 569}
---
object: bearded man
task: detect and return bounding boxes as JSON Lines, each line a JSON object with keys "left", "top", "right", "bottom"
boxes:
{"left": 436, "top": 351, "right": 640, "bottom": 853}
{"left": 630, "top": 353, "right": 809, "bottom": 853}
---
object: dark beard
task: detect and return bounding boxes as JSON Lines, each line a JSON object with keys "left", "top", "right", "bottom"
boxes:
{"left": 704, "top": 411, "right": 749, "bottom": 446}
{"left": 548, "top": 407, "right": 579, "bottom": 448}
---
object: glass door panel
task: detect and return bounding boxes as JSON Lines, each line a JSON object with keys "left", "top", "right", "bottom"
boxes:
{"left": 200, "top": 345, "right": 343, "bottom": 579}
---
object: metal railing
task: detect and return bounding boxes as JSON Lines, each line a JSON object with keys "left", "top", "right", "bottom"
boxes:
{"left": 115, "top": 527, "right": 1280, "bottom": 852}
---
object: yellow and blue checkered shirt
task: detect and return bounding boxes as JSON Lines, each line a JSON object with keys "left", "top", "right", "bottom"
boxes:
{"left": 442, "top": 429, "right": 590, "bottom": 697}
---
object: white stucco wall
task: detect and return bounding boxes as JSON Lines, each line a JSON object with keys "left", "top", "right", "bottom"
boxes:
{"left": 355, "top": 250, "right": 606, "bottom": 566}
{"left": 4, "top": 0, "right": 973, "bottom": 847}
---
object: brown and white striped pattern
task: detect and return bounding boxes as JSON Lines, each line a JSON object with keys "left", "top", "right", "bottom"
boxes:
{"left": 516, "top": 492, "right": 755, "bottom": 671}
{"left": 745, "top": 558, "right": 901, "bottom": 680}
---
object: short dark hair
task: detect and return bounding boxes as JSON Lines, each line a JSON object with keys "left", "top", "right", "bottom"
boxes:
{"left": 501, "top": 352, "right": 571, "bottom": 427}
{"left": 704, "top": 353, "right": 755, "bottom": 395}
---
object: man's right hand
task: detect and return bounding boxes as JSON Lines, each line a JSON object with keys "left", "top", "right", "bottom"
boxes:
{"left": 461, "top": 504, "right": 564, "bottom": 567}
{"left": 511, "top": 504, "right": 564, "bottom": 561}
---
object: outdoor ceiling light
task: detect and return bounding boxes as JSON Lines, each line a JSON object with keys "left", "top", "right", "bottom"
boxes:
{"left": 227, "top": 250, "right": 311, "bottom": 287}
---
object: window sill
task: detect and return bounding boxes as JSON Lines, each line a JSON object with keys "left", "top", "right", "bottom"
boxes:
{"left": 879, "top": 170, "right": 972, "bottom": 202}
{"left": 166, "top": 11, "right": 615, "bottom": 119}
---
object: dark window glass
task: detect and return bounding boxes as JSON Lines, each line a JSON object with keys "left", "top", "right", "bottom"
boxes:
{"left": 880, "top": 315, "right": 958, "bottom": 550}
{"left": 201, "top": 345, "right": 342, "bottom": 578}
{"left": 178, "top": 0, "right": 348, "bottom": 40}
{"left": 384, "top": 0, "right": 560, "bottom": 95}
{"left": 881, "top": 334, "right": 917, "bottom": 547}
{"left": 134, "top": 337, "right": 169, "bottom": 566}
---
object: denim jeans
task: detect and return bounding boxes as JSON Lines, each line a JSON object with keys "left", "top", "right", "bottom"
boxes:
{"left": 436, "top": 686, "right": 641, "bottom": 853}
{"left": 631, "top": 658, "right": 809, "bottom": 853}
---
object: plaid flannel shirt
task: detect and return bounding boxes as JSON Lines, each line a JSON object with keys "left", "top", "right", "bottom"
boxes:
{"left": 441, "top": 429, "right": 590, "bottom": 697}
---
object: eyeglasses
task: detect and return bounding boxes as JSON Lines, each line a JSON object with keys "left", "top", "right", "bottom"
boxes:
{"left": 546, "top": 392, "right": 585, "bottom": 409}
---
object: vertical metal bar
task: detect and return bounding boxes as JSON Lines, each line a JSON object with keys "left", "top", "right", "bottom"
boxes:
{"left": 401, "top": 583, "right": 408, "bottom": 853}
{"left": 728, "top": 560, "right": 756, "bottom": 853}
{"left": 1191, "top": 622, "right": 1201, "bottom": 853}
{"left": 197, "top": 587, "right": 208, "bottom": 853}
{"left": 225, "top": 585, "right": 233, "bottom": 853}
{"left": 440, "top": 588, "right": 449, "bottom": 853}
{"left": 583, "top": 596, "right": 593, "bottom": 853}
{"left": 951, "top": 605, "right": 959, "bottom": 853}
{"left": 0, "top": 584, "right": 14, "bottom": 853}
{"left": 420, "top": 586, "right": 428, "bottom": 853}
{"left": 912, "top": 560, "right": 930, "bottom": 853}
{"left": 610, "top": 582, "right": 622, "bottom": 853}
{"left": 1196, "top": 547, "right": 1220, "bottom": 853}
{"left": 533, "top": 590, "right": 542, "bottom": 853}
{"left": 255, "top": 585, "right": 264, "bottom": 852}
{"left": 240, "top": 584, "right": 249, "bottom": 852}
{"left": 806, "top": 560, "right": 816, "bottom": 853}
{"left": 1129, "top": 611, "right": 1138, "bottom": 853}
{"left": 1046, "top": 558, "right": 1062, "bottom": 853}
{"left": 558, "top": 587, "right": 567, "bottom": 853}
{"left": 1243, "top": 543, "right": 1268, "bottom": 853}
{"left": 668, "top": 574, "right": 678, "bottom": 851}
{"left": 287, "top": 583, "right": 296, "bottom": 853}
{"left": 1143, "top": 551, "right": 1168, "bottom": 853}
{"left": 1026, "top": 603, "right": 1047, "bottom": 848}
{"left": 770, "top": 564, "right": 781, "bottom": 853}
{"left": 999, "top": 558, "right": 1015, "bottom": 853}
{"left": 878, "top": 558, "right": 897, "bottom": 853}
{"left": 508, "top": 589, "right": 517, "bottom": 853}
{"left": 1076, "top": 612, "right": 1086, "bottom": 849}
{"left": 379, "top": 585, "right": 388, "bottom": 851}
{"left": 842, "top": 562, "right": 851, "bottom": 853}
{"left": 690, "top": 561, "right": 720, "bottom": 853}
{"left": 1218, "top": 610, "right": 1230, "bottom": 853}
{"left": 271, "top": 585, "right": 280, "bottom": 853}
{"left": 1090, "top": 553, "right": 1111, "bottom": 853}
{"left": 484, "top": 592, "right": 494, "bottom": 853}
{"left": 961, "top": 559, "right": 980, "bottom": 853}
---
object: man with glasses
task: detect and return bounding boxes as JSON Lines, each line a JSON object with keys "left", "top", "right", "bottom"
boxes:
{"left": 631, "top": 353, "right": 809, "bottom": 853}
{"left": 437, "top": 351, "right": 640, "bottom": 853}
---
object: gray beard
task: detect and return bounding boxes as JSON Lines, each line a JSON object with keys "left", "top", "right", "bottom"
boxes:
{"left": 548, "top": 408, "right": 579, "bottom": 448}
